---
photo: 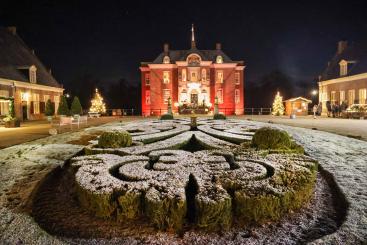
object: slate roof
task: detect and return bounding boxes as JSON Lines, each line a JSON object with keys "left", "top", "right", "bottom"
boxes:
{"left": 320, "top": 41, "right": 367, "bottom": 81}
{"left": 0, "top": 27, "right": 62, "bottom": 88}
{"left": 143, "top": 47, "right": 242, "bottom": 65}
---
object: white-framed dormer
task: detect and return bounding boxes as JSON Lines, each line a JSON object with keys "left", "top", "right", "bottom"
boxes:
{"left": 29, "top": 65, "right": 37, "bottom": 83}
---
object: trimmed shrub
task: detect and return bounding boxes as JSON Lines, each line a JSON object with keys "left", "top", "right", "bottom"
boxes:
{"left": 71, "top": 96, "right": 83, "bottom": 115}
{"left": 160, "top": 113, "right": 174, "bottom": 120}
{"left": 45, "top": 99, "right": 55, "bottom": 116}
{"left": 98, "top": 131, "right": 132, "bottom": 148}
{"left": 213, "top": 113, "right": 226, "bottom": 120}
{"left": 252, "top": 127, "right": 292, "bottom": 150}
{"left": 57, "top": 95, "right": 70, "bottom": 116}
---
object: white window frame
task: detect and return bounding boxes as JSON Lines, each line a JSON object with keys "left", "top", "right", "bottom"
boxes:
{"left": 330, "top": 91, "right": 336, "bottom": 102}
{"left": 163, "top": 89, "right": 171, "bottom": 104}
{"left": 339, "top": 60, "right": 348, "bottom": 76}
{"left": 201, "top": 69, "right": 206, "bottom": 82}
{"left": 163, "top": 56, "right": 170, "bottom": 64}
{"left": 348, "top": 90, "right": 355, "bottom": 105}
{"left": 359, "top": 88, "right": 367, "bottom": 104}
{"left": 216, "top": 55, "right": 223, "bottom": 64}
{"left": 145, "top": 90, "right": 151, "bottom": 105}
{"left": 339, "top": 90, "right": 345, "bottom": 102}
{"left": 216, "top": 89, "right": 223, "bottom": 104}
{"left": 163, "top": 71, "right": 170, "bottom": 84}
{"left": 216, "top": 71, "right": 223, "bottom": 83}
{"left": 44, "top": 95, "right": 50, "bottom": 102}
{"left": 33, "top": 93, "right": 40, "bottom": 114}
{"left": 182, "top": 69, "right": 187, "bottom": 82}
{"left": 235, "top": 89, "right": 240, "bottom": 104}
{"left": 29, "top": 66, "right": 37, "bottom": 83}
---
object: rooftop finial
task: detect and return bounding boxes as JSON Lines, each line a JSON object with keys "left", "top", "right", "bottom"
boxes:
{"left": 191, "top": 24, "right": 196, "bottom": 49}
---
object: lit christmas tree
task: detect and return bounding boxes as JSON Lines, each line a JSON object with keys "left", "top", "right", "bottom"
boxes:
{"left": 89, "top": 88, "right": 106, "bottom": 114}
{"left": 272, "top": 91, "right": 285, "bottom": 116}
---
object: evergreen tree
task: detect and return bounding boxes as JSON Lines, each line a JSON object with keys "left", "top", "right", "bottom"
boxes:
{"left": 89, "top": 88, "right": 106, "bottom": 114}
{"left": 58, "top": 95, "right": 70, "bottom": 116}
{"left": 71, "top": 96, "right": 83, "bottom": 115}
{"left": 45, "top": 99, "right": 55, "bottom": 116}
{"left": 272, "top": 91, "right": 285, "bottom": 116}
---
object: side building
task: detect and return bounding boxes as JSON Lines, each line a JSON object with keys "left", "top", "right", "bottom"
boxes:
{"left": 0, "top": 27, "right": 63, "bottom": 121}
{"left": 140, "top": 25, "right": 245, "bottom": 116}
{"left": 318, "top": 40, "right": 367, "bottom": 114}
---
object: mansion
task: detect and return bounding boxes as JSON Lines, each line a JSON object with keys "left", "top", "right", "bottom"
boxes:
{"left": 0, "top": 27, "right": 63, "bottom": 121}
{"left": 140, "top": 25, "right": 245, "bottom": 116}
{"left": 318, "top": 40, "right": 367, "bottom": 114}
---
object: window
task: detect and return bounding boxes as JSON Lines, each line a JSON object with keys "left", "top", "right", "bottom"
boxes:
{"left": 54, "top": 95, "right": 60, "bottom": 114}
{"left": 21, "top": 92, "right": 29, "bottom": 101}
{"left": 359, "top": 88, "right": 367, "bottom": 104}
{"left": 339, "top": 60, "right": 348, "bottom": 76}
{"left": 235, "top": 72, "right": 240, "bottom": 85}
{"left": 182, "top": 69, "right": 187, "bottom": 82}
{"left": 216, "top": 71, "right": 223, "bottom": 83}
{"left": 187, "top": 54, "right": 201, "bottom": 65}
{"left": 348, "top": 90, "right": 355, "bottom": 105}
{"left": 145, "top": 74, "right": 150, "bottom": 86}
{"left": 235, "top": 89, "right": 240, "bottom": 104}
{"left": 33, "top": 93, "right": 40, "bottom": 114}
{"left": 145, "top": 90, "right": 151, "bottom": 105}
{"left": 340, "top": 90, "right": 345, "bottom": 102}
{"left": 29, "top": 66, "right": 37, "bottom": 83}
{"left": 0, "top": 90, "right": 10, "bottom": 115}
{"left": 44, "top": 95, "right": 50, "bottom": 102}
{"left": 190, "top": 71, "right": 197, "bottom": 82}
{"left": 201, "top": 69, "right": 206, "bottom": 82}
{"left": 163, "top": 89, "right": 171, "bottom": 104}
{"left": 216, "top": 55, "right": 223, "bottom": 64}
{"left": 216, "top": 89, "right": 223, "bottom": 104}
{"left": 163, "top": 71, "right": 170, "bottom": 84}
{"left": 330, "top": 91, "right": 336, "bottom": 102}
{"left": 163, "top": 56, "right": 170, "bottom": 64}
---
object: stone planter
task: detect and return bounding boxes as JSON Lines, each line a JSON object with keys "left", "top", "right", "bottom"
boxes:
{"left": 4, "top": 119, "right": 20, "bottom": 128}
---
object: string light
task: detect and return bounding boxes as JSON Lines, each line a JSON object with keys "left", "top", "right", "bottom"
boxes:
{"left": 89, "top": 88, "right": 106, "bottom": 113}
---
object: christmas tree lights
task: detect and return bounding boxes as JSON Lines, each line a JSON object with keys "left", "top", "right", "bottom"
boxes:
{"left": 89, "top": 88, "right": 106, "bottom": 114}
{"left": 272, "top": 91, "right": 285, "bottom": 116}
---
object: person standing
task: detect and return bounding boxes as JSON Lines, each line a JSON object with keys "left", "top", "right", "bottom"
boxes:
{"left": 313, "top": 104, "right": 318, "bottom": 119}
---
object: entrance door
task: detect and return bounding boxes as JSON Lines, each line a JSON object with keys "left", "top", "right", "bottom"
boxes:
{"left": 22, "top": 105, "right": 28, "bottom": 120}
{"left": 191, "top": 93, "right": 198, "bottom": 104}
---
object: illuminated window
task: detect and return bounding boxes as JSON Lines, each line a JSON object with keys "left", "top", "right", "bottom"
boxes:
{"left": 187, "top": 54, "right": 201, "bottom": 65}
{"left": 145, "top": 74, "right": 150, "bottom": 86}
{"left": 0, "top": 90, "right": 9, "bottom": 115}
{"left": 330, "top": 91, "right": 336, "bottom": 102}
{"left": 348, "top": 90, "right": 355, "bottom": 105}
{"left": 182, "top": 69, "right": 187, "bottom": 82}
{"left": 163, "top": 56, "right": 170, "bottom": 64}
{"left": 359, "top": 88, "right": 367, "bottom": 104}
{"left": 145, "top": 90, "right": 151, "bottom": 105}
{"left": 190, "top": 71, "right": 197, "bottom": 82}
{"left": 235, "top": 89, "right": 240, "bottom": 104}
{"left": 216, "top": 71, "right": 223, "bottom": 83}
{"left": 29, "top": 66, "right": 37, "bottom": 83}
{"left": 216, "top": 89, "right": 223, "bottom": 104}
{"left": 163, "top": 89, "right": 171, "bottom": 104}
{"left": 163, "top": 71, "right": 170, "bottom": 84}
{"left": 216, "top": 55, "right": 223, "bottom": 64}
{"left": 201, "top": 69, "right": 207, "bottom": 82}
{"left": 54, "top": 95, "right": 60, "bottom": 114}
{"left": 235, "top": 72, "right": 240, "bottom": 85}
{"left": 339, "top": 60, "right": 348, "bottom": 76}
{"left": 339, "top": 90, "right": 345, "bottom": 102}
{"left": 33, "top": 93, "right": 40, "bottom": 114}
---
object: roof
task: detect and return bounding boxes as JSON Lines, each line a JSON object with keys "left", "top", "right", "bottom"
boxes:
{"left": 0, "top": 27, "right": 62, "bottom": 88}
{"left": 143, "top": 47, "right": 242, "bottom": 65}
{"left": 284, "top": 97, "right": 312, "bottom": 103}
{"left": 320, "top": 41, "right": 367, "bottom": 81}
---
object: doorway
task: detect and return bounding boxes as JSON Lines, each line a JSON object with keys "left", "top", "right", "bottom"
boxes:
{"left": 190, "top": 93, "right": 198, "bottom": 104}
{"left": 22, "top": 105, "right": 28, "bottom": 120}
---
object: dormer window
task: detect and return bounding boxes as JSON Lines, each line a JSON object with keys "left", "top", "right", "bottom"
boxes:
{"left": 163, "top": 56, "right": 170, "bottom": 64}
{"left": 29, "top": 65, "right": 37, "bottom": 83}
{"left": 339, "top": 60, "right": 348, "bottom": 76}
{"left": 216, "top": 55, "right": 223, "bottom": 64}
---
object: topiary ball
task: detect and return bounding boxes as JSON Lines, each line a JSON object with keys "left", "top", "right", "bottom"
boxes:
{"left": 160, "top": 114, "right": 174, "bottom": 120}
{"left": 251, "top": 127, "right": 292, "bottom": 150}
{"left": 213, "top": 114, "right": 226, "bottom": 120}
{"left": 98, "top": 131, "right": 132, "bottom": 148}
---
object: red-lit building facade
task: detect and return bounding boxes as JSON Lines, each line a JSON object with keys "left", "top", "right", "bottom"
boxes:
{"left": 140, "top": 26, "right": 245, "bottom": 116}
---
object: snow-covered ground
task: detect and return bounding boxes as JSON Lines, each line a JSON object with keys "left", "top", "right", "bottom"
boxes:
{"left": 0, "top": 119, "right": 366, "bottom": 244}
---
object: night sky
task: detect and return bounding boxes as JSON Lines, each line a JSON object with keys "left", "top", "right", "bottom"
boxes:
{"left": 1, "top": 0, "right": 367, "bottom": 107}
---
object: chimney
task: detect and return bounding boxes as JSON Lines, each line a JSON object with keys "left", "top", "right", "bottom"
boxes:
{"left": 337, "top": 40, "right": 348, "bottom": 54}
{"left": 7, "top": 26, "right": 17, "bottom": 35}
{"left": 216, "top": 43, "right": 222, "bottom": 50}
{"left": 163, "top": 43, "right": 169, "bottom": 54}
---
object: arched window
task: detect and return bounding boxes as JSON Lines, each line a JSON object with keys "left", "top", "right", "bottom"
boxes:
{"left": 216, "top": 55, "right": 223, "bottom": 64}
{"left": 163, "top": 56, "right": 170, "bottom": 64}
{"left": 187, "top": 53, "right": 201, "bottom": 65}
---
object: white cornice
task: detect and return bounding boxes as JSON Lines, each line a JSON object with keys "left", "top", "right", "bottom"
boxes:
{"left": 211, "top": 63, "right": 238, "bottom": 68}
{"left": 319, "top": 72, "right": 367, "bottom": 86}
{"left": 0, "top": 78, "right": 64, "bottom": 93}
{"left": 148, "top": 64, "right": 177, "bottom": 69}
{"left": 140, "top": 67, "right": 150, "bottom": 71}
{"left": 235, "top": 66, "right": 246, "bottom": 70}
